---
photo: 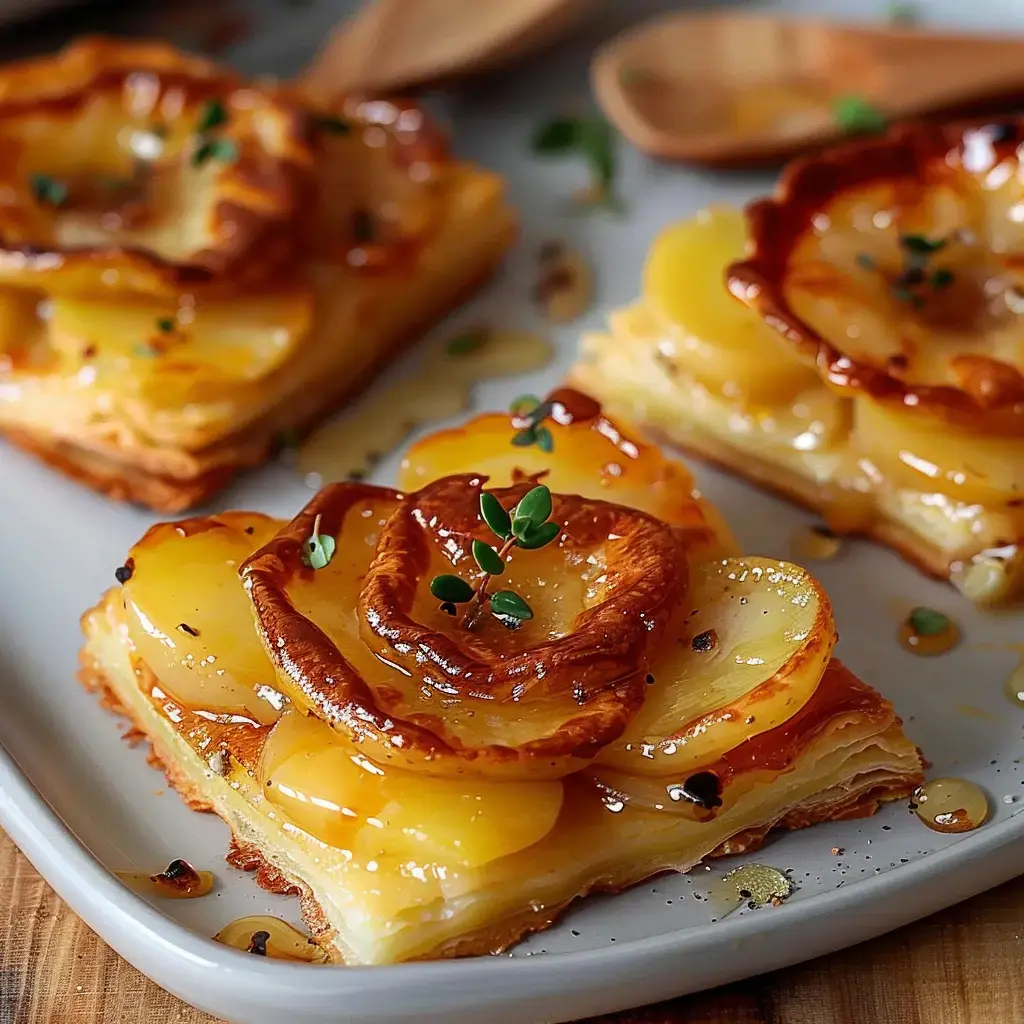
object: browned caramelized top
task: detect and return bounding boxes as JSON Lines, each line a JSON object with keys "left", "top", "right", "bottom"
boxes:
{"left": 0, "top": 37, "right": 459, "bottom": 298}
{"left": 728, "top": 121, "right": 1024, "bottom": 433}
{"left": 242, "top": 474, "right": 687, "bottom": 778}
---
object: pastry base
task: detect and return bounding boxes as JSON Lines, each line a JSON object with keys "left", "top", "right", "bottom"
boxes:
{"left": 5, "top": 244, "right": 510, "bottom": 513}
{"left": 568, "top": 363, "right": 1021, "bottom": 595}
{"left": 79, "top": 601, "right": 922, "bottom": 965}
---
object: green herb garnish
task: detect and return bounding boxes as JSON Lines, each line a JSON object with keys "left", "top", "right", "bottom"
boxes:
{"left": 832, "top": 95, "right": 888, "bottom": 135}
{"left": 531, "top": 114, "right": 622, "bottom": 212}
{"left": 195, "top": 99, "right": 228, "bottom": 134}
{"left": 302, "top": 513, "right": 336, "bottom": 570}
{"left": 191, "top": 100, "right": 237, "bottom": 168}
{"left": 429, "top": 484, "right": 559, "bottom": 629}
{"left": 156, "top": 317, "right": 175, "bottom": 333}
{"left": 856, "top": 232, "right": 956, "bottom": 308}
{"left": 509, "top": 394, "right": 555, "bottom": 452}
{"left": 907, "top": 607, "right": 950, "bottom": 637}
{"left": 446, "top": 329, "right": 488, "bottom": 356}
{"left": 30, "top": 173, "right": 68, "bottom": 208}
{"left": 192, "top": 138, "right": 238, "bottom": 168}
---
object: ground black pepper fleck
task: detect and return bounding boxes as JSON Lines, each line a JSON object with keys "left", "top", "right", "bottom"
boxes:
{"left": 679, "top": 771, "right": 723, "bottom": 809}
{"left": 114, "top": 558, "right": 135, "bottom": 584}
{"left": 244, "top": 526, "right": 255, "bottom": 535}
{"left": 691, "top": 629, "right": 717, "bottom": 652}
{"left": 177, "top": 623, "right": 200, "bottom": 637}
{"left": 247, "top": 930, "right": 270, "bottom": 956}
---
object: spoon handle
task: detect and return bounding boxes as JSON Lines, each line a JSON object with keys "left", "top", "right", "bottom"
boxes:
{"left": 300, "top": 0, "right": 591, "bottom": 103}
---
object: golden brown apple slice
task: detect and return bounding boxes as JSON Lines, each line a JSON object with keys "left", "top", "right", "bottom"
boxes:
{"left": 399, "top": 387, "right": 737, "bottom": 557}
{"left": 119, "top": 512, "right": 285, "bottom": 725}
{"left": 590, "top": 556, "right": 835, "bottom": 812}
{"left": 242, "top": 473, "right": 691, "bottom": 780}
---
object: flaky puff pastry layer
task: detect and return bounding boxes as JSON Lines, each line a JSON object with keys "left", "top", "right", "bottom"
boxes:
{"left": 572, "top": 186, "right": 1024, "bottom": 604}
{"left": 80, "top": 394, "right": 922, "bottom": 965}
{"left": 0, "top": 38, "right": 515, "bottom": 510}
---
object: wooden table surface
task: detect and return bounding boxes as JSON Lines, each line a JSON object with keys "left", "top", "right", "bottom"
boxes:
{"left": 1, "top": 828, "right": 1021, "bottom": 1024}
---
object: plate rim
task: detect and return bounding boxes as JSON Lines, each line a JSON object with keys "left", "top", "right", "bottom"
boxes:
{"left": 2, "top": 739, "right": 1023, "bottom": 1023}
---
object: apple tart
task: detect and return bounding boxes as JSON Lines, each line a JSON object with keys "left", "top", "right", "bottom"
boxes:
{"left": 572, "top": 123, "right": 1024, "bottom": 604}
{"left": 0, "top": 37, "right": 514, "bottom": 510}
{"left": 80, "top": 390, "right": 923, "bottom": 965}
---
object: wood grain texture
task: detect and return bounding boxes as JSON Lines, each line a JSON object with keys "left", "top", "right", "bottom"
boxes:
{"left": 0, "top": 830, "right": 1021, "bottom": 1024}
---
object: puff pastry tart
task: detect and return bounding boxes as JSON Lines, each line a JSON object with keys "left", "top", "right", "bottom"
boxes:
{"left": 573, "top": 123, "right": 1024, "bottom": 604}
{"left": 0, "top": 38, "right": 514, "bottom": 510}
{"left": 80, "top": 390, "right": 923, "bottom": 965}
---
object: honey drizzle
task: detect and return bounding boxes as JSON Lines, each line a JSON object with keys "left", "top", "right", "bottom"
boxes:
{"left": 298, "top": 328, "right": 552, "bottom": 484}
{"left": 790, "top": 524, "right": 842, "bottom": 562}
{"left": 115, "top": 859, "right": 214, "bottom": 899}
{"left": 911, "top": 777, "right": 989, "bottom": 834}
{"left": 897, "top": 609, "right": 961, "bottom": 656}
{"left": 707, "top": 863, "right": 793, "bottom": 919}
{"left": 1005, "top": 658, "right": 1024, "bottom": 710}
{"left": 214, "top": 916, "right": 330, "bottom": 962}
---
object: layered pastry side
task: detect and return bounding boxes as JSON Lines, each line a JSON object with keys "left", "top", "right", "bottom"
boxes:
{"left": 572, "top": 123, "right": 1024, "bottom": 604}
{"left": 80, "top": 391, "right": 924, "bottom": 966}
{"left": 0, "top": 37, "right": 515, "bottom": 510}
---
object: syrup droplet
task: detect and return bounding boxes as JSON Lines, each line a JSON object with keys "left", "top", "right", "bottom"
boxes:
{"left": 790, "top": 524, "right": 842, "bottom": 562}
{"left": 213, "top": 916, "right": 330, "bottom": 963}
{"left": 115, "top": 858, "right": 214, "bottom": 899}
{"left": 911, "top": 777, "right": 989, "bottom": 834}
{"left": 708, "top": 864, "right": 793, "bottom": 917}
{"left": 898, "top": 606, "right": 960, "bottom": 656}
{"left": 1004, "top": 658, "right": 1024, "bottom": 710}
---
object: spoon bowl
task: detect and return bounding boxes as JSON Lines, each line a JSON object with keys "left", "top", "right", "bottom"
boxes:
{"left": 592, "top": 12, "right": 1024, "bottom": 167}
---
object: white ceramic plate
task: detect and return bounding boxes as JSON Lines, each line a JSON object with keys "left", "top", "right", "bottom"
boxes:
{"left": 2, "top": 2, "right": 1024, "bottom": 1022}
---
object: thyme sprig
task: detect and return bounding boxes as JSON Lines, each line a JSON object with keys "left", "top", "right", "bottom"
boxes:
{"left": 302, "top": 513, "right": 336, "bottom": 570}
{"left": 429, "top": 485, "right": 559, "bottom": 630}
{"left": 531, "top": 114, "right": 623, "bottom": 213}
{"left": 857, "top": 233, "right": 955, "bottom": 308}
{"left": 509, "top": 394, "right": 554, "bottom": 452}
{"left": 832, "top": 95, "right": 887, "bottom": 135}
{"left": 192, "top": 99, "right": 238, "bottom": 168}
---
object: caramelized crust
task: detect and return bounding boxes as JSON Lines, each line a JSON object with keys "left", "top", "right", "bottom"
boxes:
{"left": 243, "top": 475, "right": 688, "bottom": 777}
{"left": 728, "top": 121, "right": 1024, "bottom": 433}
{"left": 0, "top": 37, "right": 313, "bottom": 295}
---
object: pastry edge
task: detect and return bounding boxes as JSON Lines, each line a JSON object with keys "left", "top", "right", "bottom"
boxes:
{"left": 567, "top": 367, "right": 1023, "bottom": 598}
{"left": 4, "top": 236, "right": 512, "bottom": 513}
{"left": 78, "top": 625, "right": 922, "bottom": 965}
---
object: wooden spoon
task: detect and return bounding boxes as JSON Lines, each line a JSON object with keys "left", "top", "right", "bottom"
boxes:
{"left": 593, "top": 11, "right": 1024, "bottom": 167}
{"left": 302, "top": 0, "right": 592, "bottom": 101}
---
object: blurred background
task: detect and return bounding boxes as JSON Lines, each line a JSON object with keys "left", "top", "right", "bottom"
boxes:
{"left": 2, "top": 0, "right": 1022, "bottom": 82}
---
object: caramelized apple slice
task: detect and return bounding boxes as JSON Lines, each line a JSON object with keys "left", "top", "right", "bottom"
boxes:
{"left": 122, "top": 512, "right": 284, "bottom": 724}
{"left": 854, "top": 397, "right": 1024, "bottom": 505}
{"left": 0, "top": 38, "right": 313, "bottom": 297}
{"left": 243, "top": 474, "right": 689, "bottom": 779}
{"left": 399, "top": 387, "right": 737, "bottom": 556}
{"left": 591, "top": 557, "right": 835, "bottom": 808}
{"left": 261, "top": 711, "right": 564, "bottom": 868}
{"left": 643, "top": 207, "right": 816, "bottom": 402}
{"left": 49, "top": 289, "right": 314, "bottom": 398}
